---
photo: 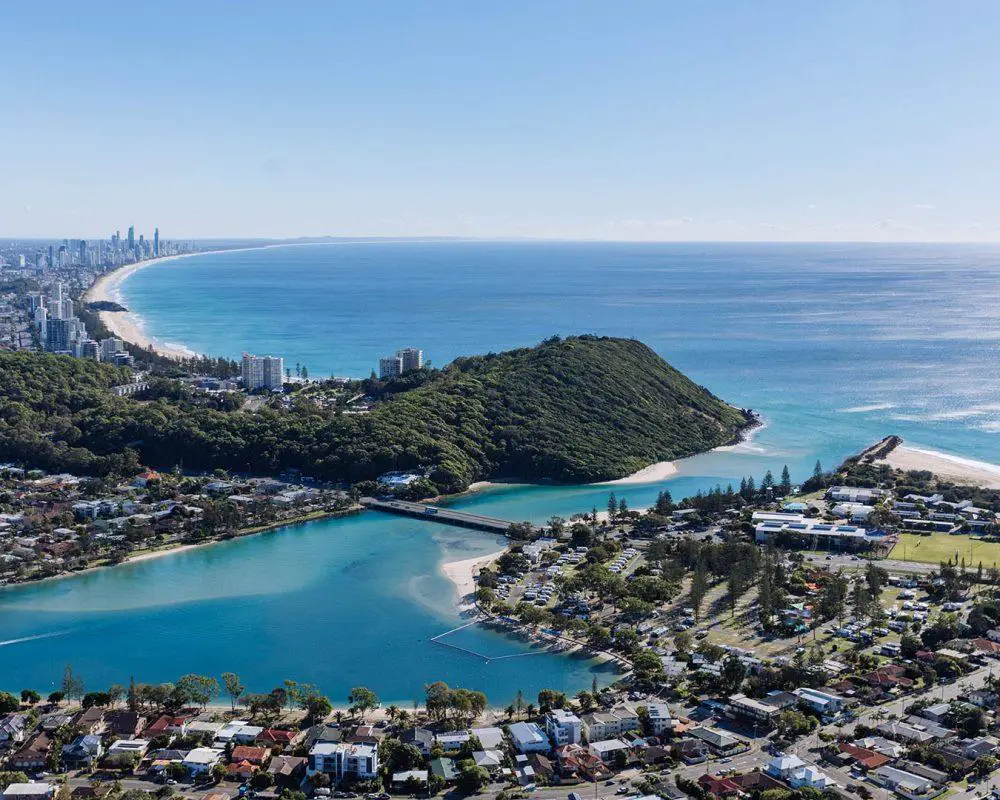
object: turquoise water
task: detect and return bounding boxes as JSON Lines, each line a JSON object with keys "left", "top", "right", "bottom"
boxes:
{"left": 3, "top": 241, "right": 1000, "bottom": 700}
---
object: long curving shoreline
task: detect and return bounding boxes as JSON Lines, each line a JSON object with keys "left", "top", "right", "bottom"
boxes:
{"left": 83, "top": 244, "right": 313, "bottom": 359}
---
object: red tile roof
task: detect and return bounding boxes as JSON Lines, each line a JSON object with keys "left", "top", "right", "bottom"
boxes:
{"left": 839, "top": 742, "right": 891, "bottom": 770}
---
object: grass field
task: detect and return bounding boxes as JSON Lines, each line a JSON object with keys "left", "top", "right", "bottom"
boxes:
{"left": 890, "top": 532, "right": 1000, "bottom": 567}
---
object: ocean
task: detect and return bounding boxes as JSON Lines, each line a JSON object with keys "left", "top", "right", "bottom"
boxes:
{"left": 2, "top": 240, "right": 999, "bottom": 702}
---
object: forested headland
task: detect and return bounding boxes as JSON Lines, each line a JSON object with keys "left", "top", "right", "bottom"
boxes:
{"left": 0, "top": 335, "right": 750, "bottom": 492}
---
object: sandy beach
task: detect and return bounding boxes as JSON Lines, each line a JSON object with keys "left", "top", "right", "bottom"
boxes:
{"left": 877, "top": 445, "right": 1000, "bottom": 489}
{"left": 598, "top": 460, "right": 677, "bottom": 485}
{"left": 84, "top": 244, "right": 311, "bottom": 360}
{"left": 84, "top": 251, "right": 219, "bottom": 359}
{"left": 440, "top": 550, "right": 505, "bottom": 605}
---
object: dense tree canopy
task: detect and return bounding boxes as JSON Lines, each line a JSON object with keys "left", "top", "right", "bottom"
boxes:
{"left": 0, "top": 336, "right": 747, "bottom": 491}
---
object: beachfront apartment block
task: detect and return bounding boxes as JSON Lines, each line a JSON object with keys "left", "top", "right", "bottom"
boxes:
{"left": 379, "top": 355, "right": 403, "bottom": 380}
{"left": 242, "top": 352, "right": 284, "bottom": 391}
{"left": 379, "top": 347, "right": 423, "bottom": 379}
{"left": 545, "top": 709, "right": 582, "bottom": 746}
{"left": 308, "top": 742, "right": 379, "bottom": 781}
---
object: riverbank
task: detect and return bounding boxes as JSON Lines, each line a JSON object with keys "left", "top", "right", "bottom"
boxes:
{"left": 0, "top": 505, "right": 362, "bottom": 592}
{"left": 876, "top": 444, "right": 1000, "bottom": 489}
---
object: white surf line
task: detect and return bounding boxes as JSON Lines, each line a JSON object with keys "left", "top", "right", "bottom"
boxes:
{"left": 0, "top": 629, "right": 72, "bottom": 647}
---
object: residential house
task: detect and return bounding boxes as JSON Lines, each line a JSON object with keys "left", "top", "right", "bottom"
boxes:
{"left": 793, "top": 687, "right": 845, "bottom": 718}
{"left": 74, "top": 707, "right": 105, "bottom": 735}
{"left": 267, "top": 755, "right": 308, "bottom": 788}
{"left": 555, "top": 743, "right": 611, "bottom": 782}
{"left": 837, "top": 743, "right": 890, "bottom": 771}
{"left": 434, "top": 731, "right": 470, "bottom": 752}
{"left": 877, "top": 722, "right": 938, "bottom": 745}
{"left": 869, "top": 765, "right": 940, "bottom": 799}
{"left": 231, "top": 746, "right": 269, "bottom": 766}
{"left": 472, "top": 750, "right": 504, "bottom": 774}
{"left": 391, "top": 771, "right": 428, "bottom": 790}
{"left": 182, "top": 747, "right": 224, "bottom": 777}
{"left": 2, "top": 785, "right": 55, "bottom": 800}
{"left": 0, "top": 714, "right": 28, "bottom": 747}
{"left": 145, "top": 715, "right": 189, "bottom": 738}
{"left": 675, "top": 739, "right": 709, "bottom": 764}
{"left": 698, "top": 774, "right": 744, "bottom": 798}
{"left": 688, "top": 727, "right": 746, "bottom": 756}
{"left": 61, "top": 735, "right": 103, "bottom": 768}
{"left": 587, "top": 738, "right": 631, "bottom": 764}
{"left": 105, "top": 711, "right": 146, "bottom": 738}
{"left": 731, "top": 771, "right": 787, "bottom": 794}
{"left": 256, "top": 729, "right": 297, "bottom": 748}
{"left": 107, "top": 739, "right": 150, "bottom": 758}
{"left": 428, "top": 757, "right": 459, "bottom": 784}
{"left": 9, "top": 733, "right": 52, "bottom": 771}
{"left": 470, "top": 727, "right": 506, "bottom": 751}
{"left": 399, "top": 727, "right": 434, "bottom": 756}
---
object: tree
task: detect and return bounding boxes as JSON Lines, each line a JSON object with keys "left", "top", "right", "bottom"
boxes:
{"left": 305, "top": 694, "right": 333, "bottom": 723}
{"left": 720, "top": 654, "right": 746, "bottom": 694}
{"left": 0, "top": 774, "right": 29, "bottom": 792}
{"left": 222, "top": 672, "right": 245, "bottom": 711}
{"left": 690, "top": 560, "right": 709, "bottom": 620}
{"left": 456, "top": 761, "right": 489, "bottom": 795}
{"left": 348, "top": 686, "right": 379, "bottom": 719}
{"left": 107, "top": 684, "right": 125, "bottom": 708}
{"left": 779, "top": 465, "right": 792, "bottom": 495}
{"left": 19, "top": 690, "right": 39, "bottom": 705}
{"left": 176, "top": 674, "right": 218, "bottom": 708}
{"left": 62, "top": 664, "right": 84, "bottom": 701}
{"left": 900, "top": 631, "right": 920, "bottom": 659}
{"left": 210, "top": 763, "right": 228, "bottom": 784}
{"left": 607, "top": 493, "right": 618, "bottom": 520}
{"left": 0, "top": 693, "right": 18, "bottom": 714}
{"left": 537, "top": 689, "right": 567, "bottom": 712}
{"left": 974, "top": 756, "right": 998, "bottom": 779}
{"left": 776, "top": 710, "right": 815, "bottom": 740}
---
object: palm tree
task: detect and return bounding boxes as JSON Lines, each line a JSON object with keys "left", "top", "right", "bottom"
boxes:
{"left": 505, "top": 705, "right": 515, "bottom": 721}
{"left": 525, "top": 703, "right": 537, "bottom": 720}
{"left": 387, "top": 704, "right": 400, "bottom": 724}
{"left": 397, "top": 709, "right": 411, "bottom": 727}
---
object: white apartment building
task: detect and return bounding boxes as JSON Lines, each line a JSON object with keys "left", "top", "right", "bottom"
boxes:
{"left": 308, "top": 743, "right": 379, "bottom": 780}
{"left": 242, "top": 353, "right": 284, "bottom": 391}
{"left": 398, "top": 347, "right": 423, "bottom": 372}
{"left": 545, "top": 709, "right": 582, "bottom": 746}
{"left": 379, "top": 356, "right": 403, "bottom": 380}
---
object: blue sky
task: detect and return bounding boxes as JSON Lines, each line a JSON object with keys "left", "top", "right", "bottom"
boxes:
{"left": 2, "top": 1, "right": 998, "bottom": 241}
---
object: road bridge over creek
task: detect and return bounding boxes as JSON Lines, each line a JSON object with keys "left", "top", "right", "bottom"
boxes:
{"left": 359, "top": 497, "right": 530, "bottom": 534}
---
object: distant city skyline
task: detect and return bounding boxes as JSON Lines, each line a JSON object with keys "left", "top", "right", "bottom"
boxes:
{"left": 3, "top": 1, "right": 1000, "bottom": 242}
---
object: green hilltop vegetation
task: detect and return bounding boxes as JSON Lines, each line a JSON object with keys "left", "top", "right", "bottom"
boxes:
{"left": 0, "top": 335, "right": 749, "bottom": 492}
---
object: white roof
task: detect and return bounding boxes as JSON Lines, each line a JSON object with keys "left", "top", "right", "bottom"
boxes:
{"left": 589, "top": 738, "right": 630, "bottom": 754}
{"left": 3, "top": 786, "right": 53, "bottom": 797}
{"left": 183, "top": 747, "right": 223, "bottom": 765}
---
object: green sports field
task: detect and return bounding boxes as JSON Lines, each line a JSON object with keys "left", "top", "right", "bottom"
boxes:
{"left": 890, "top": 532, "right": 1000, "bottom": 567}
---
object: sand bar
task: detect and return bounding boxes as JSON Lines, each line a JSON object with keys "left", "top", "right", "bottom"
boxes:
{"left": 877, "top": 445, "right": 1000, "bottom": 489}
{"left": 598, "top": 460, "right": 677, "bottom": 486}
{"left": 440, "top": 550, "right": 505, "bottom": 605}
